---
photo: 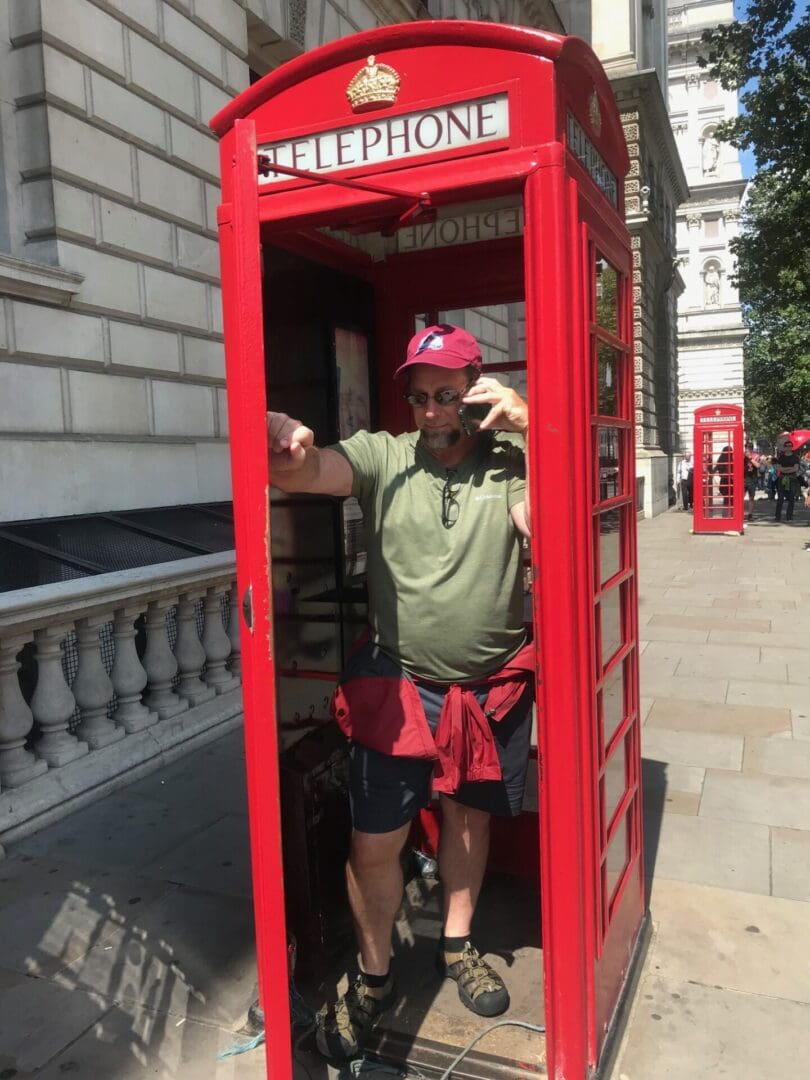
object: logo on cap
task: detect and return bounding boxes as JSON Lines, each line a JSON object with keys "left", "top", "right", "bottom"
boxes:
{"left": 415, "top": 331, "right": 446, "bottom": 355}
{"left": 395, "top": 323, "right": 482, "bottom": 377}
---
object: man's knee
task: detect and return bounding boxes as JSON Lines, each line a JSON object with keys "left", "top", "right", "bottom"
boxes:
{"left": 440, "top": 797, "right": 491, "bottom": 838}
{"left": 349, "top": 824, "right": 410, "bottom": 873}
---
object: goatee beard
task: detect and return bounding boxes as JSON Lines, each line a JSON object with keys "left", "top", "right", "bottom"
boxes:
{"left": 419, "top": 428, "right": 462, "bottom": 452}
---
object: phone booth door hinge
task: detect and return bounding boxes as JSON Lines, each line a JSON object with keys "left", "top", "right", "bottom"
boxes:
{"left": 242, "top": 584, "right": 254, "bottom": 632}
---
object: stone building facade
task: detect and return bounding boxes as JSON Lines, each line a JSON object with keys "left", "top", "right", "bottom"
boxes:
{"left": 0, "top": 0, "right": 251, "bottom": 522}
{"left": 1, "top": 0, "right": 681, "bottom": 526}
{"left": 590, "top": 1, "right": 688, "bottom": 516}
{"left": 667, "top": 0, "right": 746, "bottom": 452}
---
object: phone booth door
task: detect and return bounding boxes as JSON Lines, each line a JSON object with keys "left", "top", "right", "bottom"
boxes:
{"left": 692, "top": 404, "right": 744, "bottom": 534}
{"left": 213, "top": 21, "right": 646, "bottom": 1080}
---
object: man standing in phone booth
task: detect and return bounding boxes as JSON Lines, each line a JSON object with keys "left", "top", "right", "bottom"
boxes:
{"left": 266, "top": 324, "right": 533, "bottom": 1062}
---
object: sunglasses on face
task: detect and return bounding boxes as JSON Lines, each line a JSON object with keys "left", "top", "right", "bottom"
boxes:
{"left": 404, "top": 388, "right": 466, "bottom": 407}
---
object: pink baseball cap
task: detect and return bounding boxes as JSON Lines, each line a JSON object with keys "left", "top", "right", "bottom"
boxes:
{"left": 394, "top": 324, "right": 482, "bottom": 377}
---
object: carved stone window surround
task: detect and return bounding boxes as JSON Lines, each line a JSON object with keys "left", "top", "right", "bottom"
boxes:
{"left": 0, "top": 253, "right": 83, "bottom": 307}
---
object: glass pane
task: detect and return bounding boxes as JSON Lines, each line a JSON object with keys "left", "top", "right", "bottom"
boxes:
{"left": 275, "top": 620, "right": 341, "bottom": 674}
{"left": 709, "top": 435, "right": 735, "bottom": 518}
{"left": 596, "top": 341, "right": 619, "bottom": 416}
{"left": 603, "top": 734, "right": 627, "bottom": 828}
{"left": 598, "top": 584, "right": 622, "bottom": 669}
{"left": 597, "top": 507, "right": 622, "bottom": 585}
{"left": 595, "top": 257, "right": 618, "bottom": 332}
{"left": 596, "top": 426, "right": 623, "bottom": 502}
{"left": 605, "top": 808, "right": 630, "bottom": 903}
{"left": 601, "top": 659, "right": 625, "bottom": 748}
{"left": 270, "top": 503, "right": 335, "bottom": 559}
{"left": 438, "top": 303, "right": 521, "bottom": 369}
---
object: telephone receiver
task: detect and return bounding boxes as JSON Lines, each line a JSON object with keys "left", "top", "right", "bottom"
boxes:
{"left": 458, "top": 401, "right": 492, "bottom": 436}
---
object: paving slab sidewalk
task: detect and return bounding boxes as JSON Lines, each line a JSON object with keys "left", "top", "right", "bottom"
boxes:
{"left": 1, "top": 498, "right": 808, "bottom": 1079}
{"left": 610, "top": 500, "right": 810, "bottom": 1080}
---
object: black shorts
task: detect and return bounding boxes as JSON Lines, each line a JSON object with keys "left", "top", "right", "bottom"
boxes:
{"left": 349, "top": 680, "right": 533, "bottom": 835}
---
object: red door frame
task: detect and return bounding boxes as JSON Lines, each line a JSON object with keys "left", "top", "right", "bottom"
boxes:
{"left": 576, "top": 185, "right": 645, "bottom": 1054}
{"left": 692, "top": 404, "right": 745, "bottom": 534}
{"left": 213, "top": 22, "right": 642, "bottom": 1080}
{"left": 218, "top": 119, "right": 294, "bottom": 1078}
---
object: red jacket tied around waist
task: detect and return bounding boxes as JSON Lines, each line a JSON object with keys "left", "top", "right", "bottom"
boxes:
{"left": 330, "top": 640, "right": 536, "bottom": 794}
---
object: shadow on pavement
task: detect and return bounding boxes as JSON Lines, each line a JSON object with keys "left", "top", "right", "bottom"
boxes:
{"left": 640, "top": 758, "right": 668, "bottom": 887}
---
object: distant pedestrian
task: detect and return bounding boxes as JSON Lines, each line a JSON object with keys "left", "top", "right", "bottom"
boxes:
{"left": 676, "top": 452, "right": 694, "bottom": 511}
{"left": 774, "top": 440, "right": 801, "bottom": 522}
{"left": 765, "top": 456, "right": 777, "bottom": 499}
{"left": 743, "top": 444, "right": 758, "bottom": 522}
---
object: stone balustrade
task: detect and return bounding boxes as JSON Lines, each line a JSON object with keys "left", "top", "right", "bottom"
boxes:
{"left": 0, "top": 552, "right": 243, "bottom": 850}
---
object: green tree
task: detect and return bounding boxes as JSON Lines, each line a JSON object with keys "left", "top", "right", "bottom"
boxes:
{"left": 744, "top": 304, "right": 810, "bottom": 442}
{"left": 699, "top": 1, "right": 810, "bottom": 439}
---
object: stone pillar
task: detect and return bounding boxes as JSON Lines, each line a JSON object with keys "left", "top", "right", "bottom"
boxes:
{"left": 31, "top": 626, "right": 89, "bottom": 767}
{"left": 174, "top": 592, "right": 216, "bottom": 706}
{"left": 226, "top": 582, "right": 241, "bottom": 678}
{"left": 110, "top": 606, "right": 158, "bottom": 733}
{"left": 201, "top": 586, "right": 240, "bottom": 694}
{"left": 72, "top": 617, "right": 123, "bottom": 749}
{"left": 142, "top": 600, "right": 189, "bottom": 720}
{"left": 0, "top": 635, "right": 48, "bottom": 788}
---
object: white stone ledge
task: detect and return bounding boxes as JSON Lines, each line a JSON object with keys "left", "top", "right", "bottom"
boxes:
{"left": 0, "top": 551, "right": 236, "bottom": 636}
{"left": 0, "top": 253, "right": 83, "bottom": 307}
{"left": 0, "top": 687, "right": 243, "bottom": 845}
{"left": 0, "top": 431, "right": 228, "bottom": 443}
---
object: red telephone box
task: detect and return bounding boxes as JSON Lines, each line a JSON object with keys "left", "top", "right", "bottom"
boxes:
{"left": 692, "top": 404, "right": 745, "bottom": 534}
{"left": 212, "top": 21, "right": 646, "bottom": 1080}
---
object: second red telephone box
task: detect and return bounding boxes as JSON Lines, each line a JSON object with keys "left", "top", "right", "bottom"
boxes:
{"left": 212, "top": 20, "right": 647, "bottom": 1080}
{"left": 693, "top": 404, "right": 745, "bottom": 534}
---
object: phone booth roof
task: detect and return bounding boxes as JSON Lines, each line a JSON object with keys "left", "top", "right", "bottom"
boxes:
{"left": 693, "top": 403, "right": 744, "bottom": 426}
{"left": 211, "top": 21, "right": 629, "bottom": 227}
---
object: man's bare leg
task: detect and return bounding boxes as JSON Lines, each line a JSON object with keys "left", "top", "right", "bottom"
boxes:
{"left": 317, "top": 826, "right": 406, "bottom": 1060}
{"left": 436, "top": 796, "right": 508, "bottom": 1016}
{"left": 346, "top": 822, "right": 411, "bottom": 975}
{"left": 437, "top": 796, "right": 491, "bottom": 936}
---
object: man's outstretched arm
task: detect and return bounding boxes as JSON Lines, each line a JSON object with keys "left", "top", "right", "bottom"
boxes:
{"left": 266, "top": 411, "right": 354, "bottom": 497}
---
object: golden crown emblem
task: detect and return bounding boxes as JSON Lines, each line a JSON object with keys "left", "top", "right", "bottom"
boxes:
{"left": 346, "top": 55, "right": 401, "bottom": 113}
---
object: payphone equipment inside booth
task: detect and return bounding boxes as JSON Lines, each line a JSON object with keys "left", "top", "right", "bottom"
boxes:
{"left": 212, "top": 21, "right": 647, "bottom": 1080}
{"left": 693, "top": 404, "right": 744, "bottom": 534}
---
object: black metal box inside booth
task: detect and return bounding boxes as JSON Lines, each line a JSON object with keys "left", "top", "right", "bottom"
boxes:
{"left": 279, "top": 723, "right": 353, "bottom": 974}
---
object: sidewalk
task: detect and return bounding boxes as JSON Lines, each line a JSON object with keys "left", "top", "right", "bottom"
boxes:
{"left": 1, "top": 497, "right": 808, "bottom": 1079}
{"left": 610, "top": 496, "right": 810, "bottom": 1080}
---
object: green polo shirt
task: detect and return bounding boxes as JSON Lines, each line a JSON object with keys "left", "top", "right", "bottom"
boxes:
{"left": 333, "top": 430, "right": 527, "bottom": 682}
